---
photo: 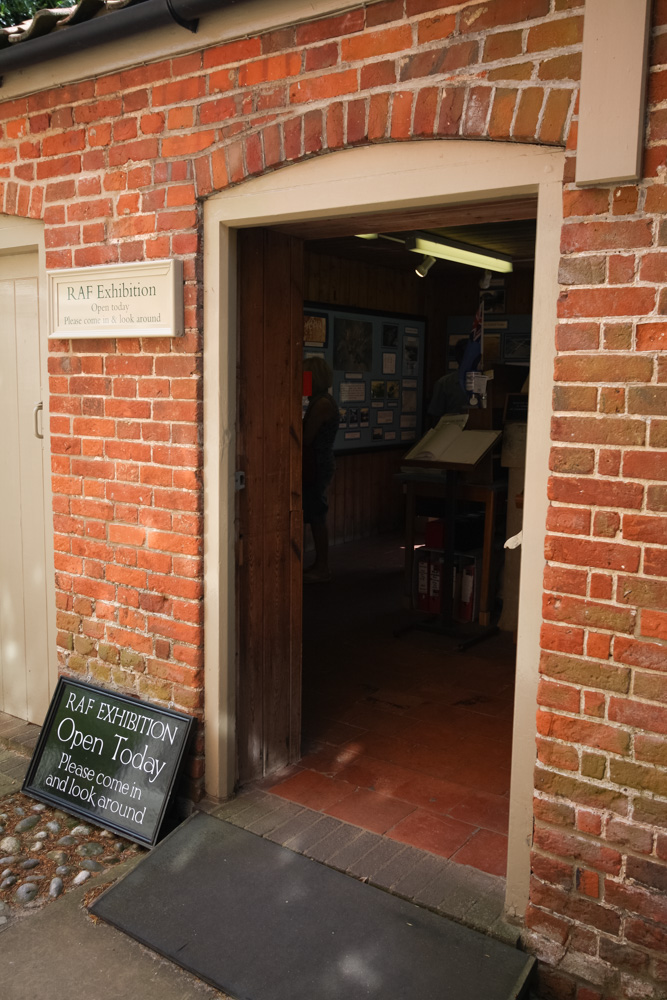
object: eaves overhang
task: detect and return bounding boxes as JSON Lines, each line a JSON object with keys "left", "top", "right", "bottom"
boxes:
{"left": 0, "top": 0, "right": 247, "bottom": 78}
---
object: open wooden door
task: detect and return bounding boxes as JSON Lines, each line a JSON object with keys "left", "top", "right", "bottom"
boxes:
{"left": 236, "top": 229, "right": 304, "bottom": 784}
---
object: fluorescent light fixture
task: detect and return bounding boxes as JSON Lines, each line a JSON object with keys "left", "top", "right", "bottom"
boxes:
{"left": 405, "top": 232, "right": 513, "bottom": 273}
{"left": 355, "top": 233, "right": 404, "bottom": 245}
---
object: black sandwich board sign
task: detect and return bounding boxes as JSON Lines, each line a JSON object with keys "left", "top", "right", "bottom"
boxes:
{"left": 22, "top": 678, "right": 193, "bottom": 847}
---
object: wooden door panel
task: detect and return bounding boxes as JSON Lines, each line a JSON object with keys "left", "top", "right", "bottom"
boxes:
{"left": 262, "top": 525, "right": 293, "bottom": 776}
{"left": 288, "top": 506, "right": 303, "bottom": 761}
{"left": 16, "top": 276, "right": 49, "bottom": 723}
{"left": 237, "top": 229, "right": 303, "bottom": 784}
{"left": 288, "top": 237, "right": 304, "bottom": 514}
{"left": 236, "top": 527, "right": 264, "bottom": 781}
{"left": 0, "top": 274, "right": 26, "bottom": 720}
{"left": 237, "top": 232, "right": 266, "bottom": 534}
{"left": 0, "top": 255, "right": 49, "bottom": 724}
{"left": 262, "top": 230, "right": 293, "bottom": 517}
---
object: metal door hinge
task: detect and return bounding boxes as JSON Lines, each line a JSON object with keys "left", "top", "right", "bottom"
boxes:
{"left": 235, "top": 471, "right": 246, "bottom": 491}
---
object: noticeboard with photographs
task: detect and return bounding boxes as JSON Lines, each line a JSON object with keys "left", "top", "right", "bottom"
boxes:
{"left": 304, "top": 303, "right": 425, "bottom": 452}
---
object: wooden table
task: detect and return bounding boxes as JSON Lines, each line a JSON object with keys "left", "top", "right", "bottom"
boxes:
{"left": 398, "top": 473, "right": 507, "bottom": 627}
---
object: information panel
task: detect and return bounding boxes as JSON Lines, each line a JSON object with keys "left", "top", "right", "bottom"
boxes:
{"left": 23, "top": 679, "right": 193, "bottom": 847}
{"left": 304, "top": 303, "right": 425, "bottom": 452}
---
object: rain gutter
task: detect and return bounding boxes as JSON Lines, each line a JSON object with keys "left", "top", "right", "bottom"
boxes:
{"left": 0, "top": 0, "right": 246, "bottom": 79}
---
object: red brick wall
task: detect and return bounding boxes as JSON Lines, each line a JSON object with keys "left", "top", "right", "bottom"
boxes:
{"left": 526, "top": 2, "right": 667, "bottom": 995}
{"left": 0, "top": 1, "right": 665, "bottom": 996}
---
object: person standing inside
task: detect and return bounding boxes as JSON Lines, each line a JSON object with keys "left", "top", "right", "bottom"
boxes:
{"left": 427, "top": 338, "right": 469, "bottom": 425}
{"left": 302, "top": 357, "right": 340, "bottom": 583}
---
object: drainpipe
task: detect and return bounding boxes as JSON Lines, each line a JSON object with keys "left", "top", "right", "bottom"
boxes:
{"left": 0, "top": 0, "right": 247, "bottom": 80}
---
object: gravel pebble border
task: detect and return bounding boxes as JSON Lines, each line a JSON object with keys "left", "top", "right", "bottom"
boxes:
{"left": 0, "top": 791, "right": 143, "bottom": 929}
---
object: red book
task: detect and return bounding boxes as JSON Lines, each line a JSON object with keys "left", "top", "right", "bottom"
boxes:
{"left": 424, "top": 519, "right": 446, "bottom": 549}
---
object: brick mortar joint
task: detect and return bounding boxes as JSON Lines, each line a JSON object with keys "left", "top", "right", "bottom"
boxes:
{"left": 529, "top": 835, "right": 633, "bottom": 875}
{"left": 522, "top": 929, "right": 621, "bottom": 991}
{"left": 534, "top": 750, "right": 667, "bottom": 800}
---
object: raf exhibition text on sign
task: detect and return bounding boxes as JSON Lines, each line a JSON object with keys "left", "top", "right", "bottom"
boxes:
{"left": 23, "top": 678, "right": 193, "bottom": 846}
{"left": 48, "top": 259, "right": 184, "bottom": 339}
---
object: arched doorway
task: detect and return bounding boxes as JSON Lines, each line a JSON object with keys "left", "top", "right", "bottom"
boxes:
{"left": 202, "top": 139, "right": 564, "bottom": 916}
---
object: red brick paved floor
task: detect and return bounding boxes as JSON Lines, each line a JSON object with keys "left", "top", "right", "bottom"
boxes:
{"left": 266, "top": 534, "right": 516, "bottom": 879}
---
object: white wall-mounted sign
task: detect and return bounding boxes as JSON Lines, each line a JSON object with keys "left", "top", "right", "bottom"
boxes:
{"left": 576, "top": 0, "right": 651, "bottom": 185}
{"left": 49, "top": 259, "right": 183, "bottom": 339}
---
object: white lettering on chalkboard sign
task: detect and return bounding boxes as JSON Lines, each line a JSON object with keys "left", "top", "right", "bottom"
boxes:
{"left": 23, "top": 679, "right": 193, "bottom": 846}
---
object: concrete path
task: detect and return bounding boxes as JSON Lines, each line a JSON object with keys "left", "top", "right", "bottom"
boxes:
{"left": 0, "top": 710, "right": 36, "bottom": 797}
{"left": 0, "top": 855, "right": 226, "bottom": 999}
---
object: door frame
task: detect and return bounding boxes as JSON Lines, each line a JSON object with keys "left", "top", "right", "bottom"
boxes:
{"left": 0, "top": 215, "right": 57, "bottom": 721}
{"left": 203, "top": 140, "right": 564, "bottom": 917}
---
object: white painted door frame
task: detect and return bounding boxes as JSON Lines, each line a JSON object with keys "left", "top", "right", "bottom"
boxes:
{"left": 0, "top": 215, "right": 57, "bottom": 722}
{"left": 202, "top": 140, "right": 564, "bottom": 917}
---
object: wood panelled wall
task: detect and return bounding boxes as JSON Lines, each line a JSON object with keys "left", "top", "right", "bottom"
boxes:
{"left": 327, "top": 448, "right": 407, "bottom": 546}
{"left": 303, "top": 247, "right": 533, "bottom": 546}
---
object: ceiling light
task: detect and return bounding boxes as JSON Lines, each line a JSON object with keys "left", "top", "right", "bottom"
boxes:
{"left": 415, "top": 255, "right": 436, "bottom": 278}
{"left": 405, "top": 233, "right": 513, "bottom": 273}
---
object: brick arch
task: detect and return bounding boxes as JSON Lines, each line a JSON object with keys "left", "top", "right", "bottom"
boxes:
{"left": 0, "top": 0, "right": 582, "bottom": 264}
{"left": 192, "top": 83, "right": 575, "bottom": 202}
{"left": 0, "top": 180, "right": 44, "bottom": 220}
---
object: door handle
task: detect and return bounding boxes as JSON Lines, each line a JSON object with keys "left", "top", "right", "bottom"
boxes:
{"left": 33, "top": 401, "right": 43, "bottom": 440}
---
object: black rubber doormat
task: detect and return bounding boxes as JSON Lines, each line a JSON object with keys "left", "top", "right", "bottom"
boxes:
{"left": 91, "top": 812, "right": 534, "bottom": 1000}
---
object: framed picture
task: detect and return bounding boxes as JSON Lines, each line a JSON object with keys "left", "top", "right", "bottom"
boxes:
{"left": 402, "top": 336, "right": 419, "bottom": 377}
{"left": 501, "top": 331, "right": 531, "bottom": 364}
{"left": 304, "top": 311, "right": 328, "bottom": 347}
{"left": 382, "top": 323, "right": 399, "bottom": 348}
{"left": 333, "top": 317, "right": 373, "bottom": 372}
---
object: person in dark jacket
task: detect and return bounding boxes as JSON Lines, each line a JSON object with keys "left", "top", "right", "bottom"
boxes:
{"left": 302, "top": 357, "right": 340, "bottom": 582}
{"left": 427, "top": 338, "right": 469, "bottom": 425}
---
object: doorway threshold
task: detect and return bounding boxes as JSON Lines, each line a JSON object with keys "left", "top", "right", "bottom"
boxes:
{"left": 93, "top": 811, "right": 534, "bottom": 1000}
{"left": 198, "top": 786, "right": 520, "bottom": 948}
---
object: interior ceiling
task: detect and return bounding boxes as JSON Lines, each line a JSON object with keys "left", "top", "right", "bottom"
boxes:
{"left": 307, "top": 219, "right": 537, "bottom": 271}
{"left": 430, "top": 218, "right": 536, "bottom": 258}
{"left": 275, "top": 195, "right": 537, "bottom": 271}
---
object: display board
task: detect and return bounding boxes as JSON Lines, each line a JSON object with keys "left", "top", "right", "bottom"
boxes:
{"left": 304, "top": 303, "right": 425, "bottom": 452}
{"left": 23, "top": 678, "right": 193, "bottom": 847}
